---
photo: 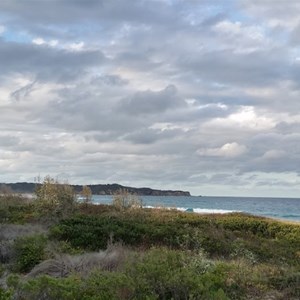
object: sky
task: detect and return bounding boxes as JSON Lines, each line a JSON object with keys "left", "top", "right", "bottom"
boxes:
{"left": 0, "top": 0, "right": 300, "bottom": 197}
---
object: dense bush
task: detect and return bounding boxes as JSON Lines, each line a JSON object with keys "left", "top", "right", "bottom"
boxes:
{"left": 50, "top": 215, "right": 188, "bottom": 250}
{"left": 0, "top": 287, "right": 13, "bottom": 300}
{"left": 50, "top": 210, "right": 300, "bottom": 266}
{"left": 0, "top": 224, "right": 46, "bottom": 264}
{"left": 0, "top": 203, "right": 34, "bottom": 224}
{"left": 10, "top": 249, "right": 233, "bottom": 300}
{"left": 1, "top": 200, "right": 300, "bottom": 299}
{"left": 13, "top": 235, "right": 47, "bottom": 273}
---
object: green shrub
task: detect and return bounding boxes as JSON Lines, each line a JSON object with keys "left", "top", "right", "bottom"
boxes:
{"left": 13, "top": 249, "right": 233, "bottom": 300}
{"left": 83, "top": 272, "right": 135, "bottom": 300}
{"left": 13, "top": 235, "right": 47, "bottom": 273}
{"left": 0, "top": 287, "right": 13, "bottom": 300}
{"left": 16, "top": 275, "right": 81, "bottom": 300}
{"left": 270, "top": 272, "right": 300, "bottom": 298}
{"left": 126, "top": 248, "right": 231, "bottom": 299}
{"left": 50, "top": 210, "right": 300, "bottom": 267}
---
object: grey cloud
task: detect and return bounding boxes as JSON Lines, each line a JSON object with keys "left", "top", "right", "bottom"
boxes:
{"left": 256, "top": 180, "right": 300, "bottom": 187}
{"left": 90, "top": 74, "right": 129, "bottom": 86}
{"left": 290, "top": 23, "right": 300, "bottom": 45}
{"left": 275, "top": 122, "right": 300, "bottom": 134}
{"left": 0, "top": 0, "right": 180, "bottom": 29}
{"left": 177, "top": 49, "right": 288, "bottom": 87}
{"left": 29, "top": 87, "right": 146, "bottom": 133}
{"left": 10, "top": 80, "right": 37, "bottom": 102}
{"left": 0, "top": 135, "right": 20, "bottom": 147}
{"left": 200, "top": 13, "right": 227, "bottom": 28}
{"left": 240, "top": 0, "right": 300, "bottom": 24}
{"left": 123, "top": 127, "right": 183, "bottom": 145}
{"left": 115, "top": 51, "right": 164, "bottom": 72}
{"left": 117, "top": 85, "right": 186, "bottom": 115}
{"left": 1, "top": 0, "right": 300, "bottom": 196}
{"left": 0, "top": 40, "right": 105, "bottom": 82}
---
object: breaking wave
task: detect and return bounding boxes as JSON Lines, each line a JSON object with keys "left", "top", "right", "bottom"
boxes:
{"left": 144, "top": 205, "right": 238, "bottom": 214}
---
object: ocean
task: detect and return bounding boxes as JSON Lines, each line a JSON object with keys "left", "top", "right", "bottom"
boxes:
{"left": 91, "top": 195, "right": 300, "bottom": 222}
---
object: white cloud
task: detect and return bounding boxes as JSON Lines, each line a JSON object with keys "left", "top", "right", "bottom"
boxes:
{"left": 262, "top": 149, "right": 285, "bottom": 159}
{"left": 241, "top": 0, "right": 300, "bottom": 31}
{"left": 32, "top": 38, "right": 58, "bottom": 47}
{"left": 197, "top": 142, "right": 247, "bottom": 158}
{"left": 33, "top": 38, "right": 84, "bottom": 51}
{"left": 68, "top": 41, "right": 85, "bottom": 51}
{"left": 0, "top": 25, "right": 5, "bottom": 35}
{"left": 214, "top": 20, "right": 264, "bottom": 42}
{"left": 32, "top": 37, "right": 46, "bottom": 45}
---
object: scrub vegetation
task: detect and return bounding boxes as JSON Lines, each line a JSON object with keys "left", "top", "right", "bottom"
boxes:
{"left": 0, "top": 178, "right": 299, "bottom": 299}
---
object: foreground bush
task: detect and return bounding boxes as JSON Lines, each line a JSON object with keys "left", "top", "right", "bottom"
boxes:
{"left": 10, "top": 249, "right": 232, "bottom": 300}
{"left": 0, "top": 224, "right": 46, "bottom": 264}
{"left": 51, "top": 210, "right": 300, "bottom": 266}
{"left": 1, "top": 200, "right": 299, "bottom": 299}
{"left": 4, "top": 247, "right": 300, "bottom": 299}
{"left": 13, "top": 235, "right": 47, "bottom": 273}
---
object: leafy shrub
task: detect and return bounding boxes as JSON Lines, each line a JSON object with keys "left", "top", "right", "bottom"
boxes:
{"left": 270, "top": 272, "right": 300, "bottom": 298}
{"left": 12, "top": 249, "right": 233, "bottom": 300}
{"left": 51, "top": 214, "right": 196, "bottom": 251}
{"left": 230, "top": 239, "right": 257, "bottom": 264}
{"left": 0, "top": 224, "right": 47, "bottom": 264}
{"left": 0, "top": 287, "right": 13, "bottom": 300}
{"left": 13, "top": 235, "right": 47, "bottom": 273}
{"left": 15, "top": 275, "right": 81, "bottom": 300}
{"left": 50, "top": 209, "right": 300, "bottom": 267}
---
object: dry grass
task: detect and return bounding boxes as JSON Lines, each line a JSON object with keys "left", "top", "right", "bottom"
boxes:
{"left": 28, "top": 243, "right": 129, "bottom": 278}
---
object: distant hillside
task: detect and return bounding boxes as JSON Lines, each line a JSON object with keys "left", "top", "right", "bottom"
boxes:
{"left": 2, "top": 182, "right": 190, "bottom": 197}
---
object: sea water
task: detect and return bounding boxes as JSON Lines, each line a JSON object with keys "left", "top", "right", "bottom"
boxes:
{"left": 91, "top": 195, "right": 300, "bottom": 222}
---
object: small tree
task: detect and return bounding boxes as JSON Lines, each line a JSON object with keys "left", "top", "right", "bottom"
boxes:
{"left": 80, "top": 185, "right": 92, "bottom": 205}
{"left": 34, "top": 176, "right": 76, "bottom": 222}
{"left": 112, "top": 189, "right": 142, "bottom": 211}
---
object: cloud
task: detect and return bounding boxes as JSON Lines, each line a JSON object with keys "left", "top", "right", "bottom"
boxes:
{"left": 0, "top": 39, "right": 105, "bottom": 82}
{"left": 0, "top": 0, "right": 300, "bottom": 197}
{"left": 123, "top": 127, "right": 183, "bottom": 144}
{"left": 240, "top": 0, "right": 300, "bottom": 30}
{"left": 10, "top": 80, "right": 37, "bottom": 102}
{"left": 0, "top": 25, "right": 5, "bottom": 34}
{"left": 197, "top": 142, "right": 247, "bottom": 158}
{"left": 117, "top": 85, "right": 185, "bottom": 115}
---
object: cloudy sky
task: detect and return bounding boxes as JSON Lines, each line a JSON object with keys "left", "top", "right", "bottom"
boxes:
{"left": 1, "top": 0, "right": 300, "bottom": 197}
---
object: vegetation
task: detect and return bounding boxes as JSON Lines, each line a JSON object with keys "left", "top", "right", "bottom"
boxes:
{"left": 112, "top": 189, "right": 142, "bottom": 210}
{"left": 80, "top": 185, "right": 92, "bottom": 205}
{"left": 0, "top": 177, "right": 299, "bottom": 299}
{"left": 34, "top": 176, "right": 77, "bottom": 223}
